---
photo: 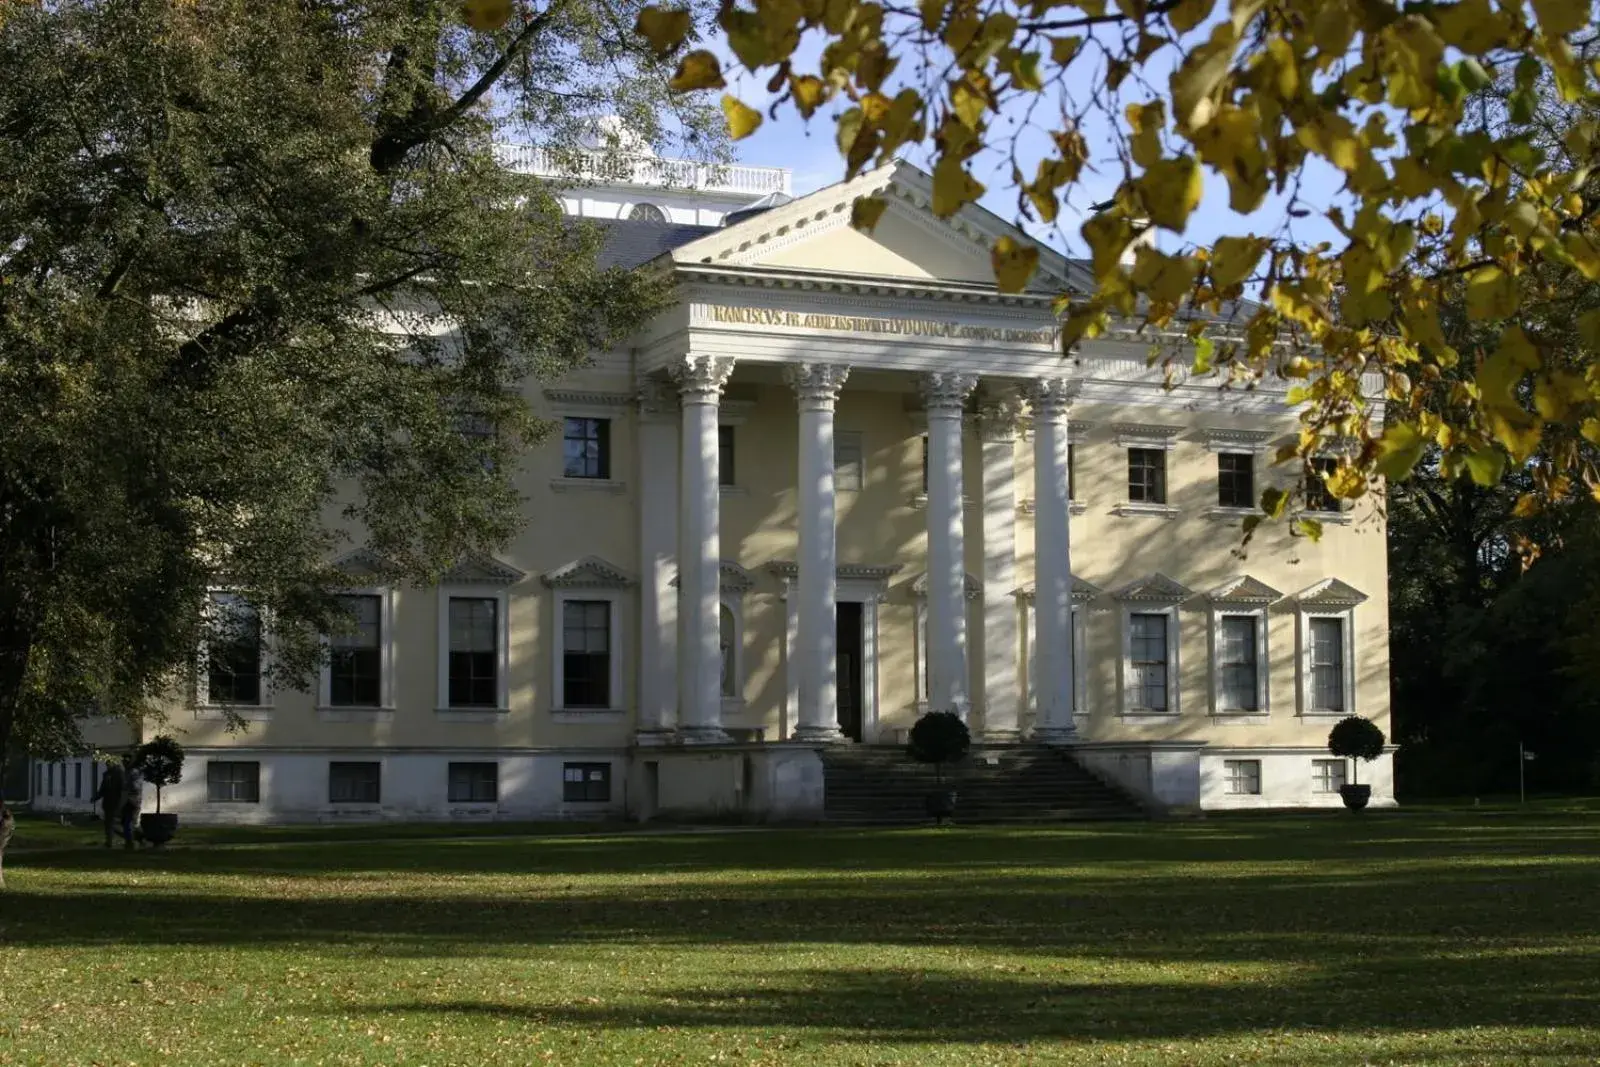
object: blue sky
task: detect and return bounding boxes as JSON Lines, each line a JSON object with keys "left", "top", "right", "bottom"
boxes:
{"left": 703, "top": 31, "right": 1350, "bottom": 262}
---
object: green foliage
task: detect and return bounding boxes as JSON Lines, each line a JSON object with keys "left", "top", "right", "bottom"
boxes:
{"left": 0, "top": 0, "right": 724, "bottom": 782}
{"left": 1328, "top": 717, "right": 1386, "bottom": 764}
{"left": 133, "top": 735, "right": 186, "bottom": 814}
{"left": 908, "top": 711, "right": 972, "bottom": 768}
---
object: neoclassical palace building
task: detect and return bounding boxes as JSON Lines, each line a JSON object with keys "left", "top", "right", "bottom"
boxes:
{"left": 30, "top": 139, "right": 1395, "bottom": 822}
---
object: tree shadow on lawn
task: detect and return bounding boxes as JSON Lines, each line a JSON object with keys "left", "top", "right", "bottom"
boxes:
{"left": 13, "top": 816, "right": 1600, "bottom": 878}
{"left": 6, "top": 857, "right": 1598, "bottom": 961}
{"left": 328, "top": 956, "right": 1600, "bottom": 1046}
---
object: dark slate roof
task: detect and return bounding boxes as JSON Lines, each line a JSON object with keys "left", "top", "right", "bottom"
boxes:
{"left": 592, "top": 219, "right": 718, "bottom": 269}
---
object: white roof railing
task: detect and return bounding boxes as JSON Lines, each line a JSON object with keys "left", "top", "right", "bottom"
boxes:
{"left": 495, "top": 143, "right": 791, "bottom": 197}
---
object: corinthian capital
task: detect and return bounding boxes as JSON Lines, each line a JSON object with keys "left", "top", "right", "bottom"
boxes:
{"left": 977, "top": 386, "right": 1025, "bottom": 442}
{"left": 672, "top": 355, "right": 736, "bottom": 403}
{"left": 784, "top": 363, "right": 851, "bottom": 410}
{"left": 1028, "top": 377, "right": 1080, "bottom": 420}
{"left": 920, "top": 371, "right": 979, "bottom": 413}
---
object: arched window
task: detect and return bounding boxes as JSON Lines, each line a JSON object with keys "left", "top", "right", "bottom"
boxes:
{"left": 719, "top": 605, "right": 737, "bottom": 699}
{"left": 628, "top": 202, "right": 667, "bottom": 224}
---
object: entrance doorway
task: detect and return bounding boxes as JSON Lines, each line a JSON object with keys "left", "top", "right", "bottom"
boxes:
{"left": 836, "top": 601, "right": 865, "bottom": 741}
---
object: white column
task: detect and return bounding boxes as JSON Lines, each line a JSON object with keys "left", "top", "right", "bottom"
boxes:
{"left": 978, "top": 387, "right": 1022, "bottom": 740}
{"left": 673, "top": 354, "right": 735, "bottom": 744}
{"left": 635, "top": 379, "right": 678, "bottom": 743}
{"left": 1030, "top": 377, "right": 1077, "bottom": 743}
{"left": 785, "top": 362, "right": 850, "bottom": 743}
{"left": 921, "top": 372, "right": 978, "bottom": 717}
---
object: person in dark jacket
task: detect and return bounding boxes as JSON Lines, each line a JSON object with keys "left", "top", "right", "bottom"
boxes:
{"left": 0, "top": 801, "right": 14, "bottom": 887}
{"left": 91, "top": 759, "right": 131, "bottom": 848}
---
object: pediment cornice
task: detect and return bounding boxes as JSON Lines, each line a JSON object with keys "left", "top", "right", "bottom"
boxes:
{"left": 1012, "top": 576, "right": 1102, "bottom": 603}
{"left": 910, "top": 571, "right": 982, "bottom": 601}
{"left": 541, "top": 555, "right": 634, "bottom": 589}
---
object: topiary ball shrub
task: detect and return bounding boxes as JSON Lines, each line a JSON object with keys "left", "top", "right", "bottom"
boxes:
{"left": 908, "top": 710, "right": 971, "bottom": 782}
{"left": 1327, "top": 716, "right": 1386, "bottom": 809}
{"left": 1327, "top": 716, "right": 1386, "bottom": 766}
{"left": 133, "top": 735, "right": 186, "bottom": 815}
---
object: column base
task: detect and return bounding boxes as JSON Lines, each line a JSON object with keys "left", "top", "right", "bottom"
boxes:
{"left": 677, "top": 725, "right": 732, "bottom": 745}
{"left": 980, "top": 728, "right": 1022, "bottom": 744}
{"left": 1030, "top": 726, "right": 1079, "bottom": 745}
{"left": 633, "top": 728, "right": 677, "bottom": 747}
{"left": 793, "top": 724, "right": 847, "bottom": 744}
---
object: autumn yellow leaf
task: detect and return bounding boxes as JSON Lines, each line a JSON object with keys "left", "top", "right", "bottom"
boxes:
{"left": 791, "top": 75, "right": 827, "bottom": 118}
{"left": 1529, "top": 0, "right": 1587, "bottom": 35}
{"left": 850, "top": 196, "right": 888, "bottom": 233}
{"left": 1465, "top": 265, "right": 1518, "bottom": 320}
{"left": 1432, "top": 0, "right": 1512, "bottom": 52}
{"left": 634, "top": 7, "right": 691, "bottom": 57}
{"left": 1464, "top": 446, "right": 1505, "bottom": 487}
{"left": 1170, "top": 24, "right": 1235, "bottom": 132}
{"left": 1206, "top": 235, "right": 1265, "bottom": 291}
{"left": 721, "top": 95, "right": 763, "bottom": 140}
{"left": 1373, "top": 422, "right": 1427, "bottom": 482}
{"left": 669, "top": 50, "right": 725, "bottom": 92}
{"left": 1167, "top": 0, "right": 1214, "bottom": 34}
{"left": 1140, "top": 155, "right": 1203, "bottom": 233}
{"left": 462, "top": 0, "right": 512, "bottom": 31}
{"left": 991, "top": 236, "right": 1040, "bottom": 294}
{"left": 930, "top": 156, "right": 985, "bottom": 216}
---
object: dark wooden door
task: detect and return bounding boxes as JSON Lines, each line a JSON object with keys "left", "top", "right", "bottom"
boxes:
{"left": 836, "top": 601, "right": 864, "bottom": 741}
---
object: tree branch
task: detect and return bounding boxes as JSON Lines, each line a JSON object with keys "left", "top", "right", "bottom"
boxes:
{"left": 369, "top": 6, "right": 562, "bottom": 173}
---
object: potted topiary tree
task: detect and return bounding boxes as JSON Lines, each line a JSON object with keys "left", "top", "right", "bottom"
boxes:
{"left": 908, "top": 710, "right": 970, "bottom": 824}
{"left": 1327, "top": 716, "right": 1386, "bottom": 811}
{"left": 133, "top": 735, "right": 185, "bottom": 846}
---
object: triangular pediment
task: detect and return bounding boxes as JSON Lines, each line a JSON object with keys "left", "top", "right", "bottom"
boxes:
{"left": 911, "top": 570, "right": 982, "bottom": 601}
{"left": 1112, "top": 573, "right": 1193, "bottom": 603}
{"left": 1012, "top": 575, "right": 1102, "bottom": 603}
{"left": 1293, "top": 578, "right": 1368, "bottom": 608}
{"left": 670, "top": 161, "right": 1089, "bottom": 293}
{"left": 444, "top": 553, "right": 527, "bottom": 585}
{"left": 541, "top": 555, "right": 634, "bottom": 589}
{"left": 328, "top": 548, "right": 392, "bottom": 579}
{"left": 1207, "top": 575, "right": 1283, "bottom": 605}
{"left": 670, "top": 559, "right": 756, "bottom": 593}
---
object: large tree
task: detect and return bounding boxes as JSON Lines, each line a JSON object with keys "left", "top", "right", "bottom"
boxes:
{"left": 0, "top": 1, "right": 720, "bottom": 799}
{"left": 638, "top": 0, "right": 1600, "bottom": 525}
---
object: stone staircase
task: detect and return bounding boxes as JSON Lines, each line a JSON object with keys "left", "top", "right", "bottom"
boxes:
{"left": 820, "top": 744, "right": 1149, "bottom": 824}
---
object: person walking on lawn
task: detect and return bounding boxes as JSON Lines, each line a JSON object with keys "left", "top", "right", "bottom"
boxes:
{"left": 91, "top": 758, "right": 132, "bottom": 849}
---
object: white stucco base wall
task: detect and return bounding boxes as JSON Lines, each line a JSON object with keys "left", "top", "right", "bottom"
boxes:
{"left": 1072, "top": 743, "right": 1398, "bottom": 812}
{"left": 148, "top": 749, "right": 632, "bottom": 825}
{"left": 29, "top": 745, "right": 828, "bottom": 826}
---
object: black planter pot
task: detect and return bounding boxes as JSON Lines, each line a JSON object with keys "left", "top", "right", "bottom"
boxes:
{"left": 924, "top": 789, "right": 957, "bottom": 824}
{"left": 140, "top": 812, "right": 179, "bottom": 847}
{"left": 1339, "top": 784, "right": 1372, "bottom": 811}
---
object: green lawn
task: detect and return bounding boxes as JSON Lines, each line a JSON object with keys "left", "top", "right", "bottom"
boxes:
{"left": 2, "top": 811, "right": 1598, "bottom": 1066}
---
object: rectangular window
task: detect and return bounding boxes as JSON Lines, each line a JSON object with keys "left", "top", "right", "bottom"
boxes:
{"left": 206, "top": 592, "right": 263, "bottom": 705}
{"left": 1306, "top": 456, "right": 1340, "bottom": 512}
{"left": 448, "top": 762, "right": 498, "bottom": 803}
{"left": 207, "top": 761, "right": 261, "bottom": 803}
{"left": 1310, "top": 617, "right": 1346, "bottom": 711}
{"left": 1127, "top": 448, "right": 1167, "bottom": 504}
{"left": 1313, "top": 758, "right": 1347, "bottom": 794}
{"left": 718, "top": 425, "right": 736, "bottom": 487}
{"left": 1217, "top": 452, "right": 1255, "bottom": 509}
{"left": 329, "top": 594, "right": 382, "bottom": 707}
{"left": 74, "top": 762, "right": 83, "bottom": 799}
{"left": 921, "top": 434, "right": 929, "bottom": 493}
{"left": 1224, "top": 759, "right": 1262, "bottom": 795}
{"left": 563, "top": 762, "right": 611, "bottom": 802}
{"left": 35, "top": 762, "right": 42, "bottom": 797}
{"left": 1218, "top": 615, "right": 1260, "bottom": 711}
{"left": 1129, "top": 612, "right": 1169, "bottom": 711}
{"left": 1068, "top": 444, "right": 1077, "bottom": 501}
{"left": 447, "top": 597, "right": 499, "bottom": 708}
{"left": 562, "top": 600, "right": 612, "bottom": 708}
{"left": 834, "top": 430, "right": 863, "bottom": 491}
{"left": 562, "top": 416, "right": 611, "bottom": 479}
{"left": 329, "top": 761, "right": 381, "bottom": 804}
